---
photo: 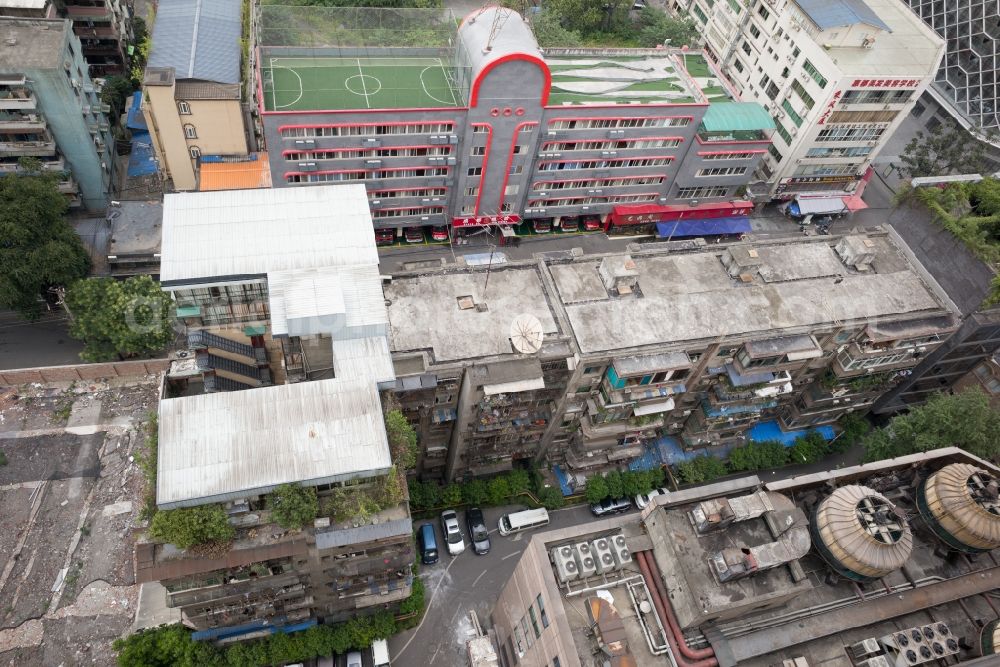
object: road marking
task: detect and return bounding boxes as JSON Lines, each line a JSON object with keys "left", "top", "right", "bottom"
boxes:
{"left": 429, "top": 645, "right": 440, "bottom": 664}
{"left": 501, "top": 550, "right": 522, "bottom": 561}
{"left": 393, "top": 549, "right": 462, "bottom": 660}
{"left": 472, "top": 569, "right": 487, "bottom": 587}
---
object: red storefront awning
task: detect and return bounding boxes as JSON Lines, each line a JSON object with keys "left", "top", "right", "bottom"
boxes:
{"left": 452, "top": 214, "right": 522, "bottom": 228}
{"left": 610, "top": 200, "right": 753, "bottom": 226}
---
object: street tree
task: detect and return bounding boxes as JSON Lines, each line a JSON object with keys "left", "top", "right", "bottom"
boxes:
{"left": 899, "top": 119, "right": 991, "bottom": 178}
{"left": 0, "top": 173, "right": 90, "bottom": 319}
{"left": 65, "top": 275, "right": 174, "bottom": 361}
{"left": 864, "top": 389, "right": 1000, "bottom": 462}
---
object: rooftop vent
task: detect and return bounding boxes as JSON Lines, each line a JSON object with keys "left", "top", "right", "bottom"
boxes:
{"left": 917, "top": 463, "right": 1000, "bottom": 553}
{"left": 722, "top": 245, "right": 763, "bottom": 279}
{"left": 835, "top": 236, "right": 876, "bottom": 271}
{"left": 599, "top": 255, "right": 639, "bottom": 294}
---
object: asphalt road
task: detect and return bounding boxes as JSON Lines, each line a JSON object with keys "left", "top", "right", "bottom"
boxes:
{"left": 0, "top": 309, "right": 83, "bottom": 371}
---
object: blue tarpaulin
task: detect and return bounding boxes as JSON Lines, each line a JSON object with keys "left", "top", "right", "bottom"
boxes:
{"left": 125, "top": 92, "right": 147, "bottom": 131}
{"left": 553, "top": 464, "right": 573, "bottom": 496}
{"left": 747, "top": 419, "right": 836, "bottom": 446}
{"left": 656, "top": 216, "right": 751, "bottom": 238}
{"left": 127, "top": 130, "right": 157, "bottom": 177}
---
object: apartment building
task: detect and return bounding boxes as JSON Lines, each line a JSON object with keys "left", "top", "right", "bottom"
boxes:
{"left": 144, "top": 184, "right": 412, "bottom": 641}
{"left": 385, "top": 228, "right": 957, "bottom": 481}
{"left": 258, "top": 6, "right": 774, "bottom": 240}
{"left": 668, "top": 0, "right": 944, "bottom": 201}
{"left": 0, "top": 0, "right": 131, "bottom": 77}
{"left": 489, "top": 448, "right": 1000, "bottom": 667}
{"left": 0, "top": 17, "right": 114, "bottom": 210}
{"left": 143, "top": 0, "right": 249, "bottom": 191}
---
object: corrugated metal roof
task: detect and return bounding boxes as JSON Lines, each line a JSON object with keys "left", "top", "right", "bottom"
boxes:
{"left": 156, "top": 377, "right": 392, "bottom": 509}
{"left": 332, "top": 337, "right": 396, "bottom": 385}
{"left": 267, "top": 264, "right": 387, "bottom": 339}
{"left": 794, "top": 0, "right": 891, "bottom": 32}
{"left": 174, "top": 80, "right": 240, "bottom": 99}
{"left": 159, "top": 185, "right": 377, "bottom": 283}
{"left": 701, "top": 102, "right": 776, "bottom": 132}
{"left": 148, "top": 0, "right": 242, "bottom": 84}
{"left": 199, "top": 153, "right": 272, "bottom": 191}
{"left": 315, "top": 517, "right": 412, "bottom": 550}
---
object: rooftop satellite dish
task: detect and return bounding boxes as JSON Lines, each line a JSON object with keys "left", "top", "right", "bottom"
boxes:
{"left": 510, "top": 313, "right": 544, "bottom": 354}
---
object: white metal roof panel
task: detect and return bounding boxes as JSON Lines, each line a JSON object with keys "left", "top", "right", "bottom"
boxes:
{"left": 332, "top": 336, "right": 396, "bottom": 385}
{"left": 482, "top": 376, "right": 545, "bottom": 396}
{"left": 148, "top": 0, "right": 242, "bottom": 83}
{"left": 159, "top": 185, "right": 377, "bottom": 283}
{"left": 156, "top": 378, "right": 392, "bottom": 509}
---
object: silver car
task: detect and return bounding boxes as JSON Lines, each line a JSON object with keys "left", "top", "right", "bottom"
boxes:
{"left": 441, "top": 509, "right": 465, "bottom": 555}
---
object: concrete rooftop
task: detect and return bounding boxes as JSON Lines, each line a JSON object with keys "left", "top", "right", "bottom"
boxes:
{"left": 384, "top": 266, "right": 559, "bottom": 363}
{"left": 0, "top": 18, "right": 66, "bottom": 70}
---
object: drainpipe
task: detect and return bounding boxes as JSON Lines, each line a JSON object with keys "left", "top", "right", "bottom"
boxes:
{"left": 636, "top": 550, "right": 719, "bottom": 667}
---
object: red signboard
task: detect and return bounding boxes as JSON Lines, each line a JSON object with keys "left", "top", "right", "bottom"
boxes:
{"left": 851, "top": 78, "right": 921, "bottom": 88}
{"left": 452, "top": 214, "right": 521, "bottom": 228}
{"left": 817, "top": 90, "right": 842, "bottom": 125}
{"left": 609, "top": 201, "right": 753, "bottom": 226}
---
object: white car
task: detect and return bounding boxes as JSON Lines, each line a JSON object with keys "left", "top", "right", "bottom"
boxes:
{"left": 441, "top": 509, "right": 465, "bottom": 555}
{"left": 635, "top": 487, "right": 670, "bottom": 510}
{"left": 346, "top": 651, "right": 363, "bottom": 667}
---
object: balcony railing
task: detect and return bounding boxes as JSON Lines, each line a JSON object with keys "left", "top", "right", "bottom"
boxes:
{"left": 0, "top": 139, "right": 56, "bottom": 156}
{"left": 0, "top": 88, "right": 36, "bottom": 110}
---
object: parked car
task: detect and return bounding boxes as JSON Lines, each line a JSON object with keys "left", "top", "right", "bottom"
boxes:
{"left": 635, "top": 487, "right": 670, "bottom": 510}
{"left": 465, "top": 507, "right": 491, "bottom": 555}
{"left": 375, "top": 228, "right": 395, "bottom": 246}
{"left": 559, "top": 218, "right": 579, "bottom": 233}
{"left": 590, "top": 496, "right": 633, "bottom": 517}
{"left": 346, "top": 651, "right": 363, "bottom": 667}
{"left": 419, "top": 523, "right": 439, "bottom": 565}
{"left": 533, "top": 219, "right": 552, "bottom": 234}
{"left": 583, "top": 218, "right": 602, "bottom": 232}
{"left": 441, "top": 509, "right": 466, "bottom": 555}
{"left": 404, "top": 227, "right": 424, "bottom": 243}
{"left": 430, "top": 225, "right": 450, "bottom": 242}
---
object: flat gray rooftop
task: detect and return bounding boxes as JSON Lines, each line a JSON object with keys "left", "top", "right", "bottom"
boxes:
{"left": 0, "top": 18, "right": 67, "bottom": 70}
{"left": 554, "top": 235, "right": 945, "bottom": 354}
{"left": 384, "top": 266, "right": 559, "bottom": 363}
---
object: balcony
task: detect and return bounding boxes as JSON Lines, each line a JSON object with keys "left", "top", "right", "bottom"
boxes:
{"left": 66, "top": 4, "right": 110, "bottom": 17}
{"left": 732, "top": 334, "right": 823, "bottom": 375}
{"left": 0, "top": 88, "right": 36, "bottom": 110}
{"left": 56, "top": 178, "right": 78, "bottom": 195}
{"left": 0, "top": 113, "right": 45, "bottom": 131}
{"left": 0, "top": 139, "right": 56, "bottom": 156}
{"left": 832, "top": 345, "right": 925, "bottom": 378}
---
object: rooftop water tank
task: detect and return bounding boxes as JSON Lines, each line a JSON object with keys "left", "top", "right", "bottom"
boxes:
{"left": 811, "top": 485, "right": 913, "bottom": 582}
{"left": 917, "top": 463, "right": 1000, "bottom": 553}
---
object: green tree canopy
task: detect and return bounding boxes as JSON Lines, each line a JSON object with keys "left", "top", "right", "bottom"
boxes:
{"left": 268, "top": 483, "right": 319, "bottom": 529}
{"left": 0, "top": 174, "right": 90, "bottom": 319}
{"left": 384, "top": 409, "right": 418, "bottom": 469}
{"left": 585, "top": 475, "right": 609, "bottom": 503}
{"left": 149, "top": 504, "right": 235, "bottom": 549}
{"left": 675, "top": 455, "right": 728, "bottom": 485}
{"left": 864, "top": 389, "right": 1000, "bottom": 462}
{"left": 899, "top": 119, "right": 991, "bottom": 179}
{"left": 65, "top": 275, "right": 174, "bottom": 361}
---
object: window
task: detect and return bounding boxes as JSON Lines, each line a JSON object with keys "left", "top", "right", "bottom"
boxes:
{"left": 280, "top": 122, "right": 453, "bottom": 139}
{"left": 584, "top": 366, "right": 601, "bottom": 375}
{"left": 548, "top": 117, "right": 690, "bottom": 130}
{"left": 471, "top": 146, "right": 486, "bottom": 156}
{"left": 973, "top": 364, "right": 1000, "bottom": 394}
{"left": 734, "top": 59, "right": 745, "bottom": 73}
{"left": 702, "top": 151, "right": 759, "bottom": 160}
{"left": 537, "top": 594, "right": 549, "bottom": 627}
{"left": 749, "top": 24, "right": 761, "bottom": 39}
{"left": 816, "top": 125, "right": 886, "bottom": 142}
{"left": 767, "top": 144, "right": 783, "bottom": 162}
{"left": 676, "top": 185, "right": 728, "bottom": 198}
{"left": 793, "top": 163, "right": 859, "bottom": 176}
{"left": 742, "top": 41, "right": 751, "bottom": 56}
{"left": 513, "top": 625, "right": 525, "bottom": 657}
{"left": 521, "top": 616, "right": 534, "bottom": 648}
{"left": 780, "top": 67, "right": 789, "bottom": 78}
{"left": 189, "top": 146, "right": 201, "bottom": 158}
{"left": 513, "top": 145, "right": 525, "bottom": 154}
{"left": 693, "top": 4, "right": 708, "bottom": 22}
{"left": 805, "top": 146, "right": 872, "bottom": 158}
{"left": 697, "top": 166, "right": 747, "bottom": 176}
{"left": 802, "top": 60, "right": 827, "bottom": 88}
{"left": 781, "top": 99, "right": 804, "bottom": 127}
{"left": 757, "top": 5, "right": 769, "bottom": 19}
{"left": 552, "top": 658, "right": 561, "bottom": 667}
{"left": 504, "top": 184, "right": 520, "bottom": 195}
{"left": 827, "top": 109, "right": 899, "bottom": 124}
{"left": 464, "top": 186, "right": 479, "bottom": 196}
{"left": 772, "top": 117, "right": 792, "bottom": 144}
{"left": 726, "top": 0, "right": 741, "bottom": 13}
{"left": 528, "top": 606, "right": 541, "bottom": 639}
{"left": 501, "top": 202, "right": 513, "bottom": 212}
{"left": 468, "top": 167, "right": 482, "bottom": 176}
{"left": 177, "top": 100, "right": 191, "bottom": 114}
{"left": 765, "top": 82, "right": 780, "bottom": 100}
{"left": 510, "top": 165, "right": 524, "bottom": 175}
{"left": 759, "top": 74, "right": 771, "bottom": 89}
{"left": 183, "top": 124, "right": 197, "bottom": 139}
{"left": 473, "top": 125, "right": 489, "bottom": 133}
{"left": 790, "top": 79, "right": 815, "bottom": 109}
{"left": 792, "top": 46, "right": 801, "bottom": 58}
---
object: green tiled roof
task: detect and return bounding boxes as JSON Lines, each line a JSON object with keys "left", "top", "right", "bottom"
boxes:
{"left": 701, "top": 102, "right": 776, "bottom": 132}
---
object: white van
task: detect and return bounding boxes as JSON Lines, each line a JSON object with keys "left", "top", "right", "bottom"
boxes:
{"left": 498, "top": 508, "right": 550, "bottom": 536}
{"left": 372, "top": 639, "right": 390, "bottom": 667}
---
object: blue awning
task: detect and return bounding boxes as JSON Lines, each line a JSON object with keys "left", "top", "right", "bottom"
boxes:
{"left": 125, "top": 92, "right": 147, "bottom": 131}
{"left": 656, "top": 216, "right": 751, "bottom": 238}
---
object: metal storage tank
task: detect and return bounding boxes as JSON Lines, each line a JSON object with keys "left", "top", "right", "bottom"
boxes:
{"left": 811, "top": 485, "right": 913, "bottom": 582}
{"left": 917, "top": 463, "right": 1000, "bottom": 554}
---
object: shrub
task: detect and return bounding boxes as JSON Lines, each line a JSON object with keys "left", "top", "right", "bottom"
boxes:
{"left": 407, "top": 479, "right": 441, "bottom": 511}
{"left": 675, "top": 455, "right": 728, "bottom": 485}
{"left": 788, "top": 430, "right": 827, "bottom": 465}
{"left": 149, "top": 504, "right": 234, "bottom": 549}
{"left": 486, "top": 476, "right": 511, "bottom": 505}
{"left": 506, "top": 468, "right": 531, "bottom": 494}
{"left": 384, "top": 409, "right": 417, "bottom": 470}
{"left": 399, "top": 576, "right": 425, "bottom": 616}
{"left": 537, "top": 486, "right": 566, "bottom": 510}
{"left": 268, "top": 483, "right": 318, "bottom": 529}
{"left": 585, "top": 475, "right": 609, "bottom": 504}
{"left": 604, "top": 470, "right": 624, "bottom": 499}
{"left": 460, "top": 479, "right": 489, "bottom": 506}
{"left": 727, "top": 440, "right": 788, "bottom": 472}
{"left": 441, "top": 483, "right": 463, "bottom": 506}
{"left": 834, "top": 413, "right": 870, "bottom": 453}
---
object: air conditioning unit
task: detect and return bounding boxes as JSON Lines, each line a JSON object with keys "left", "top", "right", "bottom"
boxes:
{"left": 860, "top": 658, "right": 891, "bottom": 667}
{"left": 612, "top": 534, "right": 632, "bottom": 568}
{"left": 849, "top": 639, "right": 880, "bottom": 659}
{"left": 547, "top": 130, "right": 557, "bottom": 138}
{"left": 591, "top": 538, "right": 617, "bottom": 574}
{"left": 575, "top": 542, "right": 597, "bottom": 578}
{"left": 789, "top": 127, "right": 798, "bottom": 135}
{"left": 552, "top": 545, "right": 580, "bottom": 583}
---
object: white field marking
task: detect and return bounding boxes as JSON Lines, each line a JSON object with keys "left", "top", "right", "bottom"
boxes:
{"left": 471, "top": 569, "right": 488, "bottom": 587}
{"left": 440, "top": 57, "right": 459, "bottom": 106}
{"left": 419, "top": 63, "right": 455, "bottom": 106}
{"left": 272, "top": 64, "right": 303, "bottom": 110}
{"left": 357, "top": 58, "right": 370, "bottom": 108}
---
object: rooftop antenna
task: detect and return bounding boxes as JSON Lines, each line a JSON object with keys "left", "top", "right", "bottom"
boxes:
{"left": 510, "top": 313, "right": 544, "bottom": 354}
{"left": 469, "top": 2, "right": 528, "bottom": 53}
